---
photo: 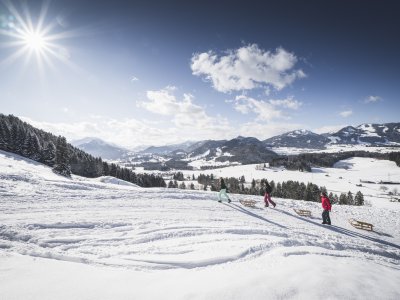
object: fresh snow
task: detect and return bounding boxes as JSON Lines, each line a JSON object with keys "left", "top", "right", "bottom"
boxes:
{"left": 1, "top": 150, "right": 400, "bottom": 299}
{"left": 271, "top": 144, "right": 400, "bottom": 155}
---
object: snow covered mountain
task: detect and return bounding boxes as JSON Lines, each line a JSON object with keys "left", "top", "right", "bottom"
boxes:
{"left": 264, "top": 129, "right": 330, "bottom": 149}
{"left": 1, "top": 150, "right": 400, "bottom": 299}
{"left": 328, "top": 123, "right": 400, "bottom": 145}
{"left": 71, "top": 137, "right": 129, "bottom": 160}
{"left": 184, "top": 136, "right": 278, "bottom": 165}
{"left": 72, "top": 122, "right": 400, "bottom": 168}
{"left": 140, "top": 140, "right": 197, "bottom": 154}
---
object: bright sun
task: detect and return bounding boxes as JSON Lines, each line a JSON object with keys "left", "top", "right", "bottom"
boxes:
{"left": 22, "top": 30, "right": 47, "bottom": 52}
{"left": 0, "top": 1, "right": 74, "bottom": 69}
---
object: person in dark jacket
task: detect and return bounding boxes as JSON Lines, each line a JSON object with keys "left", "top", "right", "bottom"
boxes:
{"left": 218, "top": 178, "right": 231, "bottom": 203}
{"left": 321, "top": 192, "right": 332, "bottom": 225}
{"left": 264, "top": 181, "right": 276, "bottom": 208}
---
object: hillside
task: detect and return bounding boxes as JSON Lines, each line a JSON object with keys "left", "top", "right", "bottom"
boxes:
{"left": 0, "top": 150, "right": 399, "bottom": 299}
{"left": 329, "top": 123, "right": 400, "bottom": 145}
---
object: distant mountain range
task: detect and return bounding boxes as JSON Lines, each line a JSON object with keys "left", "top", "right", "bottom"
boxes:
{"left": 140, "top": 141, "right": 197, "bottom": 154}
{"left": 264, "top": 129, "right": 330, "bottom": 149}
{"left": 74, "top": 122, "right": 400, "bottom": 168}
{"left": 328, "top": 123, "right": 400, "bottom": 145}
{"left": 71, "top": 137, "right": 129, "bottom": 160}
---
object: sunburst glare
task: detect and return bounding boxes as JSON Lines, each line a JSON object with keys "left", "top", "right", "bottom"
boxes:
{"left": 0, "top": 0, "right": 75, "bottom": 72}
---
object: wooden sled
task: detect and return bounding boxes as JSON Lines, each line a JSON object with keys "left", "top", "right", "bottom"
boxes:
{"left": 349, "top": 219, "right": 373, "bottom": 231}
{"left": 293, "top": 209, "right": 312, "bottom": 217}
{"left": 239, "top": 199, "right": 257, "bottom": 208}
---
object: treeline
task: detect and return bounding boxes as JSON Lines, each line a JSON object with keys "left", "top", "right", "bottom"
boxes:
{"left": 0, "top": 114, "right": 165, "bottom": 187}
{"left": 388, "top": 152, "right": 400, "bottom": 167}
{"left": 195, "top": 174, "right": 364, "bottom": 206}
{"left": 269, "top": 151, "right": 398, "bottom": 171}
{"left": 165, "top": 170, "right": 364, "bottom": 206}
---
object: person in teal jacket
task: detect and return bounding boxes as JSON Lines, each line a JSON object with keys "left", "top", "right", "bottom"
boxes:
{"left": 218, "top": 178, "right": 231, "bottom": 203}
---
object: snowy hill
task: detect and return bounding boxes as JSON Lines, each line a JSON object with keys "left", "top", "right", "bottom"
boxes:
{"left": 186, "top": 136, "right": 277, "bottom": 165}
{"left": 328, "top": 122, "right": 400, "bottom": 145}
{"left": 1, "top": 150, "right": 400, "bottom": 299}
{"left": 72, "top": 137, "right": 129, "bottom": 160}
{"left": 141, "top": 140, "right": 197, "bottom": 154}
{"left": 264, "top": 129, "right": 330, "bottom": 149}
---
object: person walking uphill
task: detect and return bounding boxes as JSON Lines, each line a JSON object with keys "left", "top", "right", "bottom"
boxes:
{"left": 264, "top": 181, "right": 276, "bottom": 208}
{"left": 321, "top": 192, "right": 332, "bottom": 225}
{"left": 218, "top": 178, "right": 231, "bottom": 203}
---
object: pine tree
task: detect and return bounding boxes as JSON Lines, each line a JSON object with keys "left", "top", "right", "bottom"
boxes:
{"left": 304, "top": 183, "right": 313, "bottom": 201}
{"left": 0, "top": 122, "right": 10, "bottom": 151}
{"left": 179, "top": 182, "right": 186, "bottom": 189}
{"left": 339, "top": 193, "right": 348, "bottom": 205}
{"left": 347, "top": 191, "right": 354, "bottom": 205}
{"left": 354, "top": 191, "right": 364, "bottom": 206}
{"left": 41, "top": 141, "right": 55, "bottom": 165}
{"left": 273, "top": 182, "right": 281, "bottom": 198}
{"left": 190, "top": 183, "right": 195, "bottom": 190}
{"left": 52, "top": 136, "right": 71, "bottom": 177}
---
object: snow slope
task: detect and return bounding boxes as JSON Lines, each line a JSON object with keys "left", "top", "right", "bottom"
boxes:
{"left": 0, "top": 150, "right": 399, "bottom": 299}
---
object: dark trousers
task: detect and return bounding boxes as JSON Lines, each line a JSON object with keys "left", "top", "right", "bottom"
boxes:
{"left": 322, "top": 210, "right": 331, "bottom": 225}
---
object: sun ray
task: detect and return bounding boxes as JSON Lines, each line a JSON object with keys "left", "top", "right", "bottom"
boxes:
{"left": 0, "top": 0, "right": 72, "bottom": 70}
{"left": 0, "top": 46, "right": 29, "bottom": 66}
{"left": 36, "top": 0, "right": 51, "bottom": 33}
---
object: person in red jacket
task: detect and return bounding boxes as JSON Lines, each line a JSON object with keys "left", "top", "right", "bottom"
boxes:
{"left": 321, "top": 192, "right": 332, "bottom": 225}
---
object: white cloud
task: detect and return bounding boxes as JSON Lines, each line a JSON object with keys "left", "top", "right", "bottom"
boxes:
{"left": 268, "top": 97, "right": 302, "bottom": 110}
{"left": 339, "top": 110, "right": 353, "bottom": 118}
{"left": 130, "top": 76, "right": 139, "bottom": 82}
{"left": 233, "top": 95, "right": 283, "bottom": 121}
{"left": 19, "top": 116, "right": 164, "bottom": 149}
{"left": 364, "top": 95, "right": 382, "bottom": 103}
{"left": 191, "top": 44, "right": 305, "bottom": 93}
{"left": 232, "top": 95, "right": 302, "bottom": 121}
{"left": 138, "top": 86, "right": 229, "bottom": 131}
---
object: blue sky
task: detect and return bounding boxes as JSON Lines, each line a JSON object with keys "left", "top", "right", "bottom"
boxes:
{"left": 0, "top": 0, "right": 399, "bottom": 148}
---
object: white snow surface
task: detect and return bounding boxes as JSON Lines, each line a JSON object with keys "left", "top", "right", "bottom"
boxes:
{"left": 1, "top": 150, "right": 400, "bottom": 299}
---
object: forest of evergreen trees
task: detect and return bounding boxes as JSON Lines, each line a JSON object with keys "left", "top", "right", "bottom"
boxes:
{"left": 269, "top": 151, "right": 400, "bottom": 172}
{"left": 0, "top": 114, "right": 165, "bottom": 187}
{"left": 164, "top": 171, "right": 364, "bottom": 206}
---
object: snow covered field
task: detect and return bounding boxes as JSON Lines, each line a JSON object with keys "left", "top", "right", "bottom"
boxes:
{"left": 1, "top": 150, "right": 400, "bottom": 299}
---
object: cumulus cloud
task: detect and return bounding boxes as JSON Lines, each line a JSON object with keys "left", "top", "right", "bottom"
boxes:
{"left": 233, "top": 95, "right": 282, "bottom": 121}
{"left": 339, "top": 110, "right": 353, "bottom": 118}
{"left": 138, "top": 86, "right": 230, "bottom": 130}
{"left": 191, "top": 44, "right": 305, "bottom": 93}
{"left": 232, "top": 95, "right": 302, "bottom": 121}
{"left": 268, "top": 97, "right": 302, "bottom": 110}
{"left": 364, "top": 95, "right": 382, "bottom": 103}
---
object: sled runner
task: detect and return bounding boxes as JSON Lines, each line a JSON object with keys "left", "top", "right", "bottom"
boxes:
{"left": 239, "top": 199, "right": 257, "bottom": 208}
{"left": 293, "top": 209, "right": 312, "bottom": 217}
{"left": 349, "top": 219, "right": 373, "bottom": 231}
